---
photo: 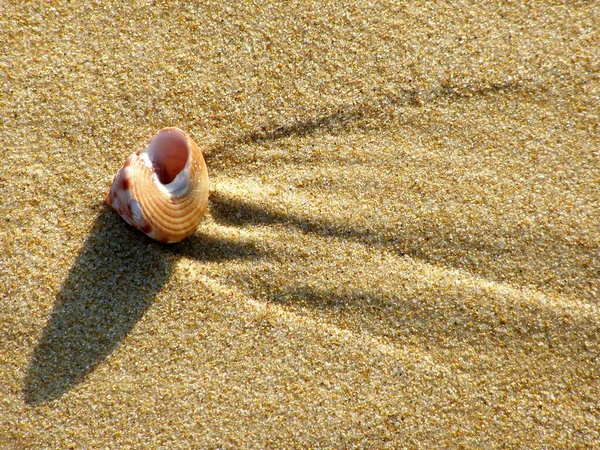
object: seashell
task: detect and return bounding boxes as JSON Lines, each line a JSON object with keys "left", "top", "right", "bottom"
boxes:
{"left": 105, "top": 127, "right": 209, "bottom": 243}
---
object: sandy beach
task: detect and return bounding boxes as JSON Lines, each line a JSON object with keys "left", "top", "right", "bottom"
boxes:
{"left": 1, "top": 1, "right": 599, "bottom": 448}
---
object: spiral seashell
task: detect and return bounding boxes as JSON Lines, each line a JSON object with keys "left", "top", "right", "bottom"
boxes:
{"left": 105, "top": 127, "right": 209, "bottom": 243}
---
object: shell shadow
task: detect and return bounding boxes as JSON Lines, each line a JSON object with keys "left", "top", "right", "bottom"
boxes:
{"left": 23, "top": 206, "right": 264, "bottom": 405}
{"left": 210, "top": 192, "right": 386, "bottom": 247}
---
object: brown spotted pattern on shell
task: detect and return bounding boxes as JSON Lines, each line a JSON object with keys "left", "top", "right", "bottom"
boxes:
{"left": 105, "top": 127, "right": 209, "bottom": 243}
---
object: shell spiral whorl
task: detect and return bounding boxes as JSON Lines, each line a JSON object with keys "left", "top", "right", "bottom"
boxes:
{"left": 105, "top": 127, "right": 209, "bottom": 243}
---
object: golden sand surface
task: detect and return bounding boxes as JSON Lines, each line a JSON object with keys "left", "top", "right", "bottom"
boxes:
{"left": 1, "top": 1, "right": 599, "bottom": 448}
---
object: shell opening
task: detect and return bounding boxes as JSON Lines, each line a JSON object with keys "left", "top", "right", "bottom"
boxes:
{"left": 144, "top": 129, "right": 189, "bottom": 185}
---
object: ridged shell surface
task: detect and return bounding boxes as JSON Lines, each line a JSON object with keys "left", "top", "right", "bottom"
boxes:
{"left": 105, "top": 127, "right": 209, "bottom": 243}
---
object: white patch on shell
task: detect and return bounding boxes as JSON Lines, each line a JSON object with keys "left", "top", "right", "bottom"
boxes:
{"left": 129, "top": 199, "right": 143, "bottom": 224}
{"left": 156, "top": 162, "right": 190, "bottom": 197}
{"left": 121, "top": 165, "right": 133, "bottom": 181}
{"left": 139, "top": 141, "right": 191, "bottom": 198}
{"left": 139, "top": 152, "right": 153, "bottom": 170}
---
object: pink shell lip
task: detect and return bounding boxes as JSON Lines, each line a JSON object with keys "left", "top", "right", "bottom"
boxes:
{"left": 105, "top": 127, "right": 209, "bottom": 243}
{"left": 143, "top": 128, "right": 190, "bottom": 185}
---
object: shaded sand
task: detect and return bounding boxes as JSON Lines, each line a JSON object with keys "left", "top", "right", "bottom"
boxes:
{"left": 1, "top": 1, "right": 599, "bottom": 448}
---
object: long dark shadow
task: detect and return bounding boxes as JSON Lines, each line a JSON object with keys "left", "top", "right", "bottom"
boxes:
{"left": 210, "top": 191, "right": 378, "bottom": 243}
{"left": 210, "top": 191, "right": 599, "bottom": 303}
{"left": 203, "top": 78, "right": 546, "bottom": 166}
{"left": 209, "top": 190, "right": 599, "bottom": 362}
{"left": 23, "top": 206, "right": 264, "bottom": 405}
{"left": 263, "top": 283, "right": 599, "bottom": 360}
